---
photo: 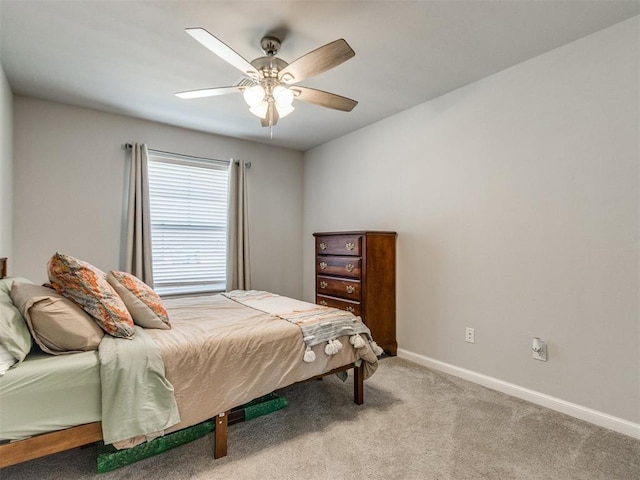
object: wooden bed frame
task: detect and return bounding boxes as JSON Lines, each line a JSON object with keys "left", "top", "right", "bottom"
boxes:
{"left": 0, "top": 363, "right": 364, "bottom": 469}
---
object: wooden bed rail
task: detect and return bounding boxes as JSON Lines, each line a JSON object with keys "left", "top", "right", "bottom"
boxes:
{"left": 0, "top": 363, "right": 364, "bottom": 468}
{"left": 0, "top": 422, "right": 103, "bottom": 468}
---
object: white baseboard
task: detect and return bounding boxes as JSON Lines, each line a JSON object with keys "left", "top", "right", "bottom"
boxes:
{"left": 397, "top": 348, "right": 640, "bottom": 440}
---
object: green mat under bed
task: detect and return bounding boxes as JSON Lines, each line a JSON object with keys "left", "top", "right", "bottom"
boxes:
{"left": 97, "top": 392, "right": 287, "bottom": 473}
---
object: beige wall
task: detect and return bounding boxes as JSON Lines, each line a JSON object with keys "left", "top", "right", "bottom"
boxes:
{"left": 303, "top": 17, "right": 639, "bottom": 423}
{"left": 12, "top": 98, "right": 304, "bottom": 298}
{"left": 0, "top": 64, "right": 12, "bottom": 265}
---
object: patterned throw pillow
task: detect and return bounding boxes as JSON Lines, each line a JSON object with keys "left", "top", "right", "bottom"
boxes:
{"left": 47, "top": 253, "right": 135, "bottom": 339}
{"left": 107, "top": 271, "right": 170, "bottom": 330}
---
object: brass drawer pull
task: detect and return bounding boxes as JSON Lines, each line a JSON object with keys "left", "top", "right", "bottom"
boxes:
{"left": 345, "top": 263, "right": 354, "bottom": 272}
{"left": 319, "top": 242, "right": 327, "bottom": 250}
{"left": 346, "top": 285, "right": 355, "bottom": 294}
{"left": 346, "top": 242, "right": 355, "bottom": 251}
{"left": 319, "top": 261, "right": 327, "bottom": 270}
{"left": 346, "top": 306, "right": 355, "bottom": 313}
{"left": 319, "top": 300, "right": 328, "bottom": 306}
{"left": 320, "top": 281, "right": 328, "bottom": 289}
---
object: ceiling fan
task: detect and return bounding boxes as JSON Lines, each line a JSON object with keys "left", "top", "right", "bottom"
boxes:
{"left": 176, "top": 28, "right": 358, "bottom": 128}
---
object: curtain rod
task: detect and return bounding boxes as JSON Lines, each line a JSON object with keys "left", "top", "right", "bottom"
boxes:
{"left": 123, "top": 143, "right": 251, "bottom": 168}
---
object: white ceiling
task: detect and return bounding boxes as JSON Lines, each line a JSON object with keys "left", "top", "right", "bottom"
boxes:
{"left": 1, "top": 1, "right": 638, "bottom": 151}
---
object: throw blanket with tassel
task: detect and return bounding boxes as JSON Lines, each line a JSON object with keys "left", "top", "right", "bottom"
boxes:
{"left": 222, "top": 290, "right": 384, "bottom": 362}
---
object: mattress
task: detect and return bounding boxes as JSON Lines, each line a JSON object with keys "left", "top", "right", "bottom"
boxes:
{"left": 0, "top": 350, "right": 101, "bottom": 440}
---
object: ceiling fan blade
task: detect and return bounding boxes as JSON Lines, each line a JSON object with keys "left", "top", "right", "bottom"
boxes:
{"left": 175, "top": 86, "right": 242, "bottom": 99}
{"left": 291, "top": 86, "right": 358, "bottom": 112}
{"left": 278, "top": 39, "right": 355, "bottom": 85}
{"left": 186, "top": 28, "right": 260, "bottom": 80}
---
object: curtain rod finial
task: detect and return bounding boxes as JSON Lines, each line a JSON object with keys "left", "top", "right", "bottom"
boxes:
{"left": 234, "top": 160, "right": 252, "bottom": 168}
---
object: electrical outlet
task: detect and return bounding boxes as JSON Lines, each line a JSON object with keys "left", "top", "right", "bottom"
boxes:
{"left": 465, "top": 327, "right": 475, "bottom": 344}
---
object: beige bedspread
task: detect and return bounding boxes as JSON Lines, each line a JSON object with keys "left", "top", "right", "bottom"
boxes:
{"left": 146, "top": 294, "right": 378, "bottom": 437}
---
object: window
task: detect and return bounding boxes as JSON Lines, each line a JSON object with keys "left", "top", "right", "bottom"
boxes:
{"left": 147, "top": 151, "right": 229, "bottom": 296}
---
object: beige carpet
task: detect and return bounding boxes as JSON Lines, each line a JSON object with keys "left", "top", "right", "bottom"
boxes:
{"left": 4, "top": 357, "right": 639, "bottom": 479}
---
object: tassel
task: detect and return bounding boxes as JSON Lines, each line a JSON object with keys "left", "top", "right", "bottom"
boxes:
{"left": 370, "top": 341, "right": 384, "bottom": 356}
{"left": 324, "top": 340, "right": 338, "bottom": 355}
{"left": 349, "top": 334, "right": 366, "bottom": 349}
{"left": 303, "top": 346, "right": 316, "bottom": 363}
{"left": 324, "top": 338, "right": 342, "bottom": 355}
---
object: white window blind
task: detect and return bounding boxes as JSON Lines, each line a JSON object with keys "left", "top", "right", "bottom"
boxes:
{"left": 147, "top": 151, "right": 229, "bottom": 296}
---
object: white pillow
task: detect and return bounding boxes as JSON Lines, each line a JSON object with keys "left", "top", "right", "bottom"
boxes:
{"left": 0, "top": 342, "right": 17, "bottom": 376}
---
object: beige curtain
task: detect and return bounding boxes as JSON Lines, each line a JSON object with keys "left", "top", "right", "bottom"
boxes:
{"left": 226, "top": 159, "right": 251, "bottom": 291}
{"left": 125, "top": 143, "right": 154, "bottom": 286}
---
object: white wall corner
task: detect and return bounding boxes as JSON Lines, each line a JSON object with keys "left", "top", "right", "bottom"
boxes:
{"left": 397, "top": 348, "right": 640, "bottom": 440}
{"left": 0, "top": 62, "right": 13, "bottom": 263}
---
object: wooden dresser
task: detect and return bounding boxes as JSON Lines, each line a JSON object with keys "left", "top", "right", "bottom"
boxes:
{"left": 313, "top": 231, "right": 397, "bottom": 355}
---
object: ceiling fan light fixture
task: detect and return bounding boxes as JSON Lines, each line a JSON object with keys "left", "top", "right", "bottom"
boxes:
{"left": 243, "top": 85, "right": 266, "bottom": 107}
{"left": 249, "top": 101, "right": 269, "bottom": 119}
{"left": 275, "top": 103, "right": 295, "bottom": 118}
{"left": 273, "top": 85, "right": 294, "bottom": 108}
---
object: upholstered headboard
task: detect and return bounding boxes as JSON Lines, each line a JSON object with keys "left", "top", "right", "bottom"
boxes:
{"left": 0, "top": 258, "right": 6, "bottom": 279}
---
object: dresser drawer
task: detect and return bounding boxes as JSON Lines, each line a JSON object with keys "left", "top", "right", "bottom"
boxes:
{"left": 316, "top": 275, "right": 361, "bottom": 300}
{"left": 316, "top": 295, "right": 361, "bottom": 316}
{"left": 316, "top": 256, "right": 361, "bottom": 278}
{"left": 316, "top": 235, "right": 362, "bottom": 256}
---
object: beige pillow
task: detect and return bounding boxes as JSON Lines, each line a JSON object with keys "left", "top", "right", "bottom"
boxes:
{"left": 10, "top": 282, "right": 104, "bottom": 355}
{"left": 107, "top": 271, "right": 170, "bottom": 330}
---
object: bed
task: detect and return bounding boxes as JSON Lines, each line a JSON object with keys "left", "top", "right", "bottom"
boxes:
{"left": 0, "top": 256, "right": 381, "bottom": 469}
